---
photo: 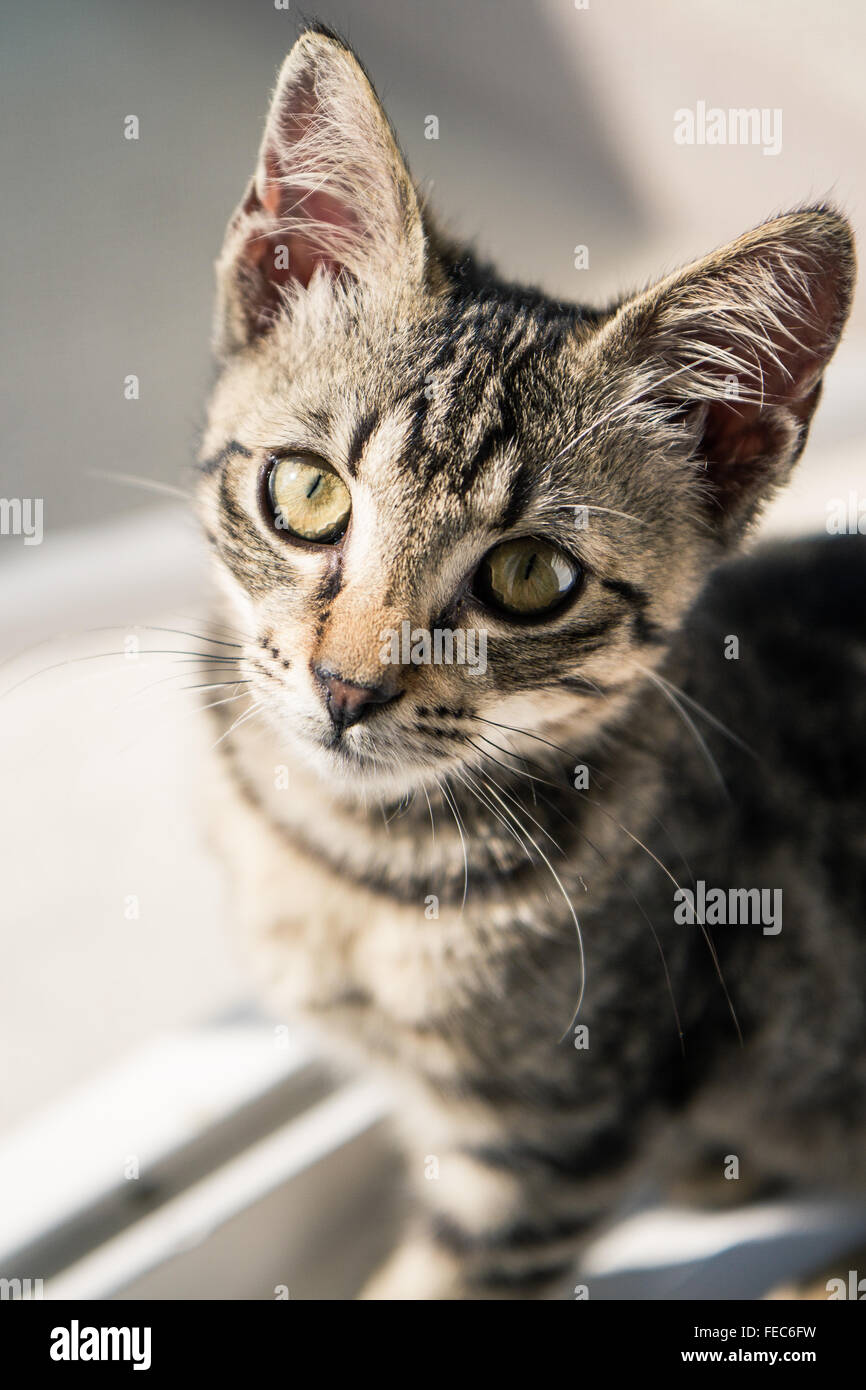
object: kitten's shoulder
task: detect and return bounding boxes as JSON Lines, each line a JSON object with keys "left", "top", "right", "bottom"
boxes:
{"left": 693, "top": 532, "right": 866, "bottom": 646}
{"left": 676, "top": 533, "right": 866, "bottom": 777}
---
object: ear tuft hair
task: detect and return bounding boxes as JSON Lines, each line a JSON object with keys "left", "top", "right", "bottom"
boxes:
{"left": 215, "top": 30, "right": 427, "bottom": 355}
{"left": 589, "top": 208, "right": 856, "bottom": 535}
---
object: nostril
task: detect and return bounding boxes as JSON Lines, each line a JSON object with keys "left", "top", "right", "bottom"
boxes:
{"left": 314, "top": 666, "right": 401, "bottom": 730}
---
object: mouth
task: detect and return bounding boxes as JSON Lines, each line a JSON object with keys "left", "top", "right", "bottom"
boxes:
{"left": 310, "top": 713, "right": 431, "bottom": 784}
{"left": 317, "top": 718, "right": 411, "bottom": 778}
{"left": 318, "top": 712, "right": 482, "bottom": 791}
{"left": 249, "top": 664, "right": 481, "bottom": 787}
{"left": 320, "top": 727, "right": 375, "bottom": 761}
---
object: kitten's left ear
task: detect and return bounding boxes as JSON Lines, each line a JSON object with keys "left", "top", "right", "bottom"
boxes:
{"left": 215, "top": 28, "right": 428, "bottom": 356}
{"left": 589, "top": 208, "right": 856, "bottom": 537}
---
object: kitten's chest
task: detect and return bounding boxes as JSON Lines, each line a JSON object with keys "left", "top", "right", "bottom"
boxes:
{"left": 215, "top": 768, "right": 514, "bottom": 1036}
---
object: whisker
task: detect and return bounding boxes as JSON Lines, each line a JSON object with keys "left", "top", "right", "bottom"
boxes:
{"left": 433, "top": 775, "right": 469, "bottom": 912}
{"left": 457, "top": 767, "right": 532, "bottom": 860}
{"left": 182, "top": 679, "right": 251, "bottom": 692}
{"left": 466, "top": 737, "right": 686, "bottom": 1049}
{"left": 85, "top": 467, "right": 192, "bottom": 501}
{"left": 470, "top": 713, "right": 698, "bottom": 887}
{"left": 463, "top": 743, "right": 564, "bottom": 853}
{"left": 562, "top": 502, "right": 649, "bottom": 528}
{"left": 462, "top": 764, "right": 586, "bottom": 1031}
{"left": 421, "top": 782, "right": 436, "bottom": 845}
{"left": 529, "top": 782, "right": 686, "bottom": 1055}
{"left": 139, "top": 625, "right": 242, "bottom": 650}
{"left": 466, "top": 729, "right": 539, "bottom": 803}
{"left": 0, "top": 649, "right": 240, "bottom": 700}
{"left": 575, "top": 785, "right": 741, "bottom": 1044}
{"left": 169, "top": 611, "right": 258, "bottom": 645}
{"left": 635, "top": 664, "right": 758, "bottom": 759}
{"left": 122, "top": 664, "right": 242, "bottom": 704}
{"left": 551, "top": 357, "right": 716, "bottom": 462}
{"left": 384, "top": 788, "right": 416, "bottom": 826}
{"left": 210, "top": 698, "right": 263, "bottom": 751}
{"left": 639, "top": 667, "right": 729, "bottom": 799}
{"left": 116, "top": 685, "right": 252, "bottom": 757}
{"left": 470, "top": 733, "right": 560, "bottom": 791}
{"left": 466, "top": 717, "right": 739, "bottom": 1040}
{"left": 0, "top": 623, "right": 235, "bottom": 682}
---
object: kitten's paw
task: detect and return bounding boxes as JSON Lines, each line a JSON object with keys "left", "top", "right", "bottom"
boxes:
{"left": 358, "top": 1240, "right": 462, "bottom": 1301}
{"left": 764, "top": 1245, "right": 866, "bottom": 1300}
{"left": 667, "top": 1149, "right": 786, "bottom": 1210}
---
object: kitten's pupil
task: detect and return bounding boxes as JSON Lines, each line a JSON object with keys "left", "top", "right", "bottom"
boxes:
{"left": 306, "top": 473, "right": 323, "bottom": 500}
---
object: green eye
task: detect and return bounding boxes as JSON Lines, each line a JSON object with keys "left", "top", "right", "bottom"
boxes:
{"left": 475, "top": 538, "right": 580, "bottom": 618}
{"left": 267, "top": 455, "right": 351, "bottom": 543}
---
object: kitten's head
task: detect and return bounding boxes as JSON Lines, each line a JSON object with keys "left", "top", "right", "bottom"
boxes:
{"left": 198, "top": 27, "right": 855, "bottom": 802}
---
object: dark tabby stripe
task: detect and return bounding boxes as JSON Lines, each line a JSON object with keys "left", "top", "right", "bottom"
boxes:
{"left": 346, "top": 407, "right": 380, "bottom": 473}
{"left": 432, "top": 1211, "right": 595, "bottom": 1255}
{"left": 198, "top": 438, "right": 252, "bottom": 476}
{"left": 465, "top": 1260, "right": 574, "bottom": 1292}
{"left": 216, "top": 734, "right": 580, "bottom": 905}
{"left": 466, "top": 1127, "right": 634, "bottom": 1182}
{"left": 601, "top": 576, "right": 667, "bottom": 645}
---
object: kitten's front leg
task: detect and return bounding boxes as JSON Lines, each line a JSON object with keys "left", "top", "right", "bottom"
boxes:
{"left": 359, "top": 1127, "right": 634, "bottom": 1301}
{"left": 359, "top": 1228, "right": 577, "bottom": 1301}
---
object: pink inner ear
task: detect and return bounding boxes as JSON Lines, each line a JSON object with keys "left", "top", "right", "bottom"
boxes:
{"left": 240, "top": 62, "right": 368, "bottom": 293}
{"left": 240, "top": 181, "right": 355, "bottom": 293}
{"left": 247, "top": 151, "right": 359, "bottom": 289}
{"left": 671, "top": 244, "right": 850, "bottom": 520}
{"left": 688, "top": 247, "right": 848, "bottom": 413}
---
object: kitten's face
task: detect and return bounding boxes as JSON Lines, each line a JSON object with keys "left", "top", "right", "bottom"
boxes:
{"left": 200, "top": 277, "right": 704, "bottom": 799}
{"left": 198, "top": 30, "right": 853, "bottom": 802}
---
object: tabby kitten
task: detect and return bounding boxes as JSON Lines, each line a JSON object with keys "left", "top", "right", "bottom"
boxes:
{"left": 197, "top": 27, "right": 863, "bottom": 1299}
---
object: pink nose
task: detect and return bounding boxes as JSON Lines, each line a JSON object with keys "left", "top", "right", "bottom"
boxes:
{"left": 315, "top": 667, "right": 400, "bottom": 730}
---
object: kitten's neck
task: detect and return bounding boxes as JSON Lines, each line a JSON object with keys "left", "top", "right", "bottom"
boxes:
{"left": 210, "top": 698, "right": 664, "bottom": 911}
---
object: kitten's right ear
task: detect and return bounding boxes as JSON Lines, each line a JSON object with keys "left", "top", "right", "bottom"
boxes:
{"left": 214, "top": 28, "right": 427, "bottom": 356}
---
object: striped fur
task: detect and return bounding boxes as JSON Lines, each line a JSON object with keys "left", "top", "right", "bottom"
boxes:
{"left": 195, "top": 29, "right": 863, "bottom": 1298}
